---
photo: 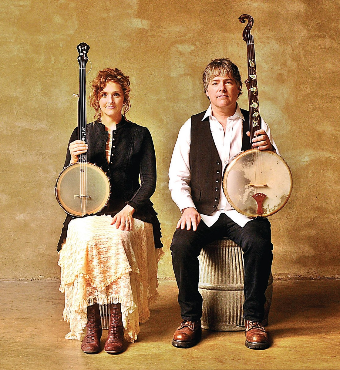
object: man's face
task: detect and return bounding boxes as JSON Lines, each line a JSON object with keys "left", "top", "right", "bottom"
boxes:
{"left": 206, "top": 74, "right": 240, "bottom": 111}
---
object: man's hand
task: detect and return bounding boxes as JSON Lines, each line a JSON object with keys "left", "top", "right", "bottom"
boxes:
{"left": 247, "top": 129, "right": 274, "bottom": 151}
{"left": 177, "top": 207, "right": 201, "bottom": 231}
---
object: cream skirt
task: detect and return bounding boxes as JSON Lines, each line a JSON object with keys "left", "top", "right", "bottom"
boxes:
{"left": 58, "top": 215, "right": 163, "bottom": 342}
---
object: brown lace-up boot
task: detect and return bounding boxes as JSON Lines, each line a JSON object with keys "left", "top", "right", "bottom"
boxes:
{"left": 81, "top": 303, "right": 102, "bottom": 354}
{"left": 104, "top": 303, "right": 125, "bottom": 354}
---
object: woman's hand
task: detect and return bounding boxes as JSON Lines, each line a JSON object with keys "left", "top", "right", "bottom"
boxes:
{"left": 247, "top": 130, "right": 274, "bottom": 151}
{"left": 176, "top": 207, "right": 201, "bottom": 231}
{"left": 111, "top": 204, "right": 135, "bottom": 231}
{"left": 69, "top": 140, "right": 88, "bottom": 164}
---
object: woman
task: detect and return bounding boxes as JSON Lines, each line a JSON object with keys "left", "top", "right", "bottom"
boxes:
{"left": 57, "top": 68, "right": 163, "bottom": 355}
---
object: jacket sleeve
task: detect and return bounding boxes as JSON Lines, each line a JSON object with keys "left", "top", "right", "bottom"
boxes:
{"left": 127, "top": 128, "right": 157, "bottom": 209}
{"left": 62, "top": 127, "right": 78, "bottom": 168}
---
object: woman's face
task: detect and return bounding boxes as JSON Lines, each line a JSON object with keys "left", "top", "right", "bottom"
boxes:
{"left": 99, "top": 81, "right": 125, "bottom": 119}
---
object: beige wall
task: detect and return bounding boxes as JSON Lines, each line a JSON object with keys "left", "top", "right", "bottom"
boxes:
{"left": 1, "top": 0, "right": 339, "bottom": 280}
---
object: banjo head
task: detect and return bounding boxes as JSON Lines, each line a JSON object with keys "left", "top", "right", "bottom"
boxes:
{"left": 223, "top": 149, "right": 292, "bottom": 217}
{"left": 55, "top": 163, "right": 110, "bottom": 216}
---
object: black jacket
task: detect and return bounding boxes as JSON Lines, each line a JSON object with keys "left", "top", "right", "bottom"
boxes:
{"left": 57, "top": 117, "right": 162, "bottom": 250}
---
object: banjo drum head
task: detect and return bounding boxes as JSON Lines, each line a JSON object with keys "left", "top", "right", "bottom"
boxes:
{"left": 223, "top": 149, "right": 292, "bottom": 217}
{"left": 55, "top": 162, "right": 110, "bottom": 216}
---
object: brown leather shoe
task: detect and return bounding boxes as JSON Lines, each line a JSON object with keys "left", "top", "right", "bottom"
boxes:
{"left": 172, "top": 320, "right": 202, "bottom": 348}
{"left": 81, "top": 304, "right": 102, "bottom": 354}
{"left": 104, "top": 303, "right": 125, "bottom": 354}
{"left": 245, "top": 320, "right": 270, "bottom": 350}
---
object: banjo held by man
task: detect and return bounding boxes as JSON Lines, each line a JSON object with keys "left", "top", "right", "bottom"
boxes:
{"left": 222, "top": 14, "right": 292, "bottom": 218}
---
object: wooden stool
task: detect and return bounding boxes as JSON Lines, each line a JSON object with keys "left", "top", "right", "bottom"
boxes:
{"left": 198, "top": 238, "right": 273, "bottom": 331}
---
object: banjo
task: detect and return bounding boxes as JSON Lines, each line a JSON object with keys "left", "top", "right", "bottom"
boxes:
{"left": 222, "top": 14, "right": 292, "bottom": 217}
{"left": 55, "top": 43, "right": 110, "bottom": 217}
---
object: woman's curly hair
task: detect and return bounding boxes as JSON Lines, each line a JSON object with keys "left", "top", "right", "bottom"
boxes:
{"left": 90, "top": 68, "right": 131, "bottom": 120}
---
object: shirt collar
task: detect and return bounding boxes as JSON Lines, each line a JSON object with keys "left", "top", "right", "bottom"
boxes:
{"left": 202, "top": 105, "right": 212, "bottom": 121}
{"left": 202, "top": 104, "right": 245, "bottom": 121}
{"left": 97, "top": 115, "right": 128, "bottom": 127}
{"left": 116, "top": 115, "right": 128, "bottom": 131}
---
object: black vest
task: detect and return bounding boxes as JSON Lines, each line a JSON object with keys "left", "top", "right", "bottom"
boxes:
{"left": 189, "top": 109, "right": 251, "bottom": 215}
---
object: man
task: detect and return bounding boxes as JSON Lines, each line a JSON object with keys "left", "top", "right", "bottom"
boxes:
{"left": 169, "top": 58, "right": 278, "bottom": 350}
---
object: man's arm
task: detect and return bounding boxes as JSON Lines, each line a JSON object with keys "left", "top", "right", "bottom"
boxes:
{"left": 169, "top": 119, "right": 201, "bottom": 230}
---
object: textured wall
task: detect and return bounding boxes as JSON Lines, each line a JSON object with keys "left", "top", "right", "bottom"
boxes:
{"left": 0, "top": 0, "right": 339, "bottom": 279}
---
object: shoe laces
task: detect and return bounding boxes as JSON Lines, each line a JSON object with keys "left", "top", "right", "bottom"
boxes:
{"left": 84, "top": 317, "right": 101, "bottom": 336}
{"left": 179, "top": 320, "right": 199, "bottom": 331}
{"left": 108, "top": 323, "right": 123, "bottom": 340}
{"left": 246, "top": 321, "right": 266, "bottom": 332}
{"left": 84, "top": 327, "right": 100, "bottom": 342}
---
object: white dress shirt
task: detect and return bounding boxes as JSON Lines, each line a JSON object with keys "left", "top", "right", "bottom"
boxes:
{"left": 168, "top": 104, "right": 279, "bottom": 228}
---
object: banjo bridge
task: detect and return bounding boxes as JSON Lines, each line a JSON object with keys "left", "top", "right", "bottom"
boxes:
{"left": 249, "top": 183, "right": 268, "bottom": 188}
{"left": 74, "top": 195, "right": 92, "bottom": 200}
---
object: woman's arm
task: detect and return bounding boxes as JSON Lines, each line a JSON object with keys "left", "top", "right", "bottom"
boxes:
{"left": 127, "top": 127, "right": 157, "bottom": 209}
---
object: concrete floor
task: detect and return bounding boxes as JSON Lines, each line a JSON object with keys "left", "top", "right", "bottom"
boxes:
{"left": 1, "top": 278, "right": 340, "bottom": 370}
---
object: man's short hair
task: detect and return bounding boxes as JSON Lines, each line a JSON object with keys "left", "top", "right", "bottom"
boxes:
{"left": 202, "top": 58, "right": 242, "bottom": 95}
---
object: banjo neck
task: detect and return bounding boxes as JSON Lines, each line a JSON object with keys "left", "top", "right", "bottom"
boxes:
{"left": 76, "top": 42, "right": 90, "bottom": 163}
{"left": 239, "top": 14, "right": 260, "bottom": 143}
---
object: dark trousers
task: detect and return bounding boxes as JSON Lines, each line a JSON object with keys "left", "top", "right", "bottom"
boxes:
{"left": 170, "top": 213, "right": 273, "bottom": 322}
